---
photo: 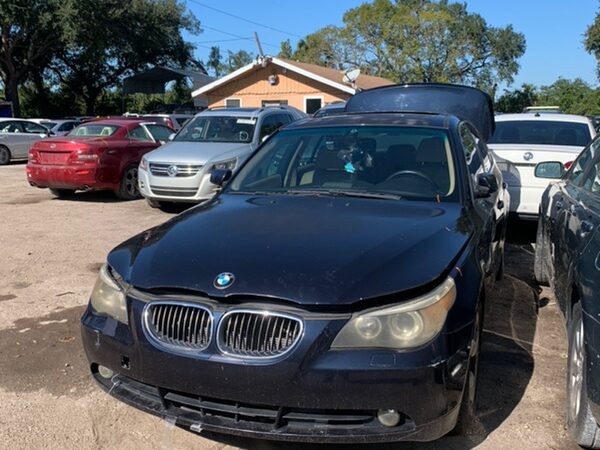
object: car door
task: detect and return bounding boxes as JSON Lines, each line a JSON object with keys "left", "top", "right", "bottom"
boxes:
{"left": 553, "top": 141, "right": 598, "bottom": 302}
{"left": 0, "top": 120, "right": 30, "bottom": 158}
{"left": 21, "top": 120, "right": 50, "bottom": 154}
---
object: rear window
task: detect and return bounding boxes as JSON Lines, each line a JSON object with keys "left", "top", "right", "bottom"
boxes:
{"left": 70, "top": 124, "right": 120, "bottom": 137}
{"left": 490, "top": 120, "right": 591, "bottom": 146}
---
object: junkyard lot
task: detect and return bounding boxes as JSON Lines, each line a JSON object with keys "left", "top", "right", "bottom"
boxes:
{"left": 0, "top": 163, "right": 580, "bottom": 449}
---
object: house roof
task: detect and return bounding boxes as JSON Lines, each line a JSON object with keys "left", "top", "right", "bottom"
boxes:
{"left": 191, "top": 56, "right": 393, "bottom": 98}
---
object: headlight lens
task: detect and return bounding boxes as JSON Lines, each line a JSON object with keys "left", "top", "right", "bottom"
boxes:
{"left": 211, "top": 158, "right": 237, "bottom": 172}
{"left": 139, "top": 157, "right": 148, "bottom": 170}
{"left": 331, "top": 277, "right": 456, "bottom": 349}
{"left": 89, "top": 264, "right": 128, "bottom": 324}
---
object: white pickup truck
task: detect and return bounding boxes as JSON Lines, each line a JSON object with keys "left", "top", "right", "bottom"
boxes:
{"left": 488, "top": 113, "right": 596, "bottom": 219}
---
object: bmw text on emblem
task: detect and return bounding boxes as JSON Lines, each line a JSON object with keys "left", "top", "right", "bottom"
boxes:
{"left": 523, "top": 152, "right": 534, "bottom": 161}
{"left": 214, "top": 272, "right": 235, "bottom": 289}
{"left": 167, "top": 165, "right": 179, "bottom": 177}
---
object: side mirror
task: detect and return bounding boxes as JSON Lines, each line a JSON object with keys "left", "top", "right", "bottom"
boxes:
{"left": 475, "top": 173, "right": 498, "bottom": 198}
{"left": 210, "top": 168, "right": 232, "bottom": 186}
{"left": 168, "top": 133, "right": 175, "bottom": 141}
{"left": 261, "top": 134, "right": 270, "bottom": 143}
{"left": 535, "top": 161, "right": 564, "bottom": 179}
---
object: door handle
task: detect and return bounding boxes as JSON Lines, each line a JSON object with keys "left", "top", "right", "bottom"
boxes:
{"left": 556, "top": 200, "right": 564, "bottom": 209}
{"left": 107, "top": 150, "right": 117, "bottom": 155}
{"left": 581, "top": 220, "right": 594, "bottom": 236}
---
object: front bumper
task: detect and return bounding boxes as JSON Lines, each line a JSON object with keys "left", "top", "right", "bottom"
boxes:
{"left": 26, "top": 163, "right": 99, "bottom": 190}
{"left": 81, "top": 295, "right": 474, "bottom": 443}
{"left": 138, "top": 166, "right": 217, "bottom": 204}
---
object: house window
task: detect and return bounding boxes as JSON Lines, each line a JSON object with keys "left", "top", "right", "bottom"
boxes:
{"left": 262, "top": 100, "right": 288, "bottom": 106}
{"left": 304, "top": 97, "right": 323, "bottom": 114}
{"left": 225, "top": 98, "right": 241, "bottom": 108}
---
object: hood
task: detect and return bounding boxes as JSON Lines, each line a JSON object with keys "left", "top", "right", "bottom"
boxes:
{"left": 144, "top": 141, "right": 253, "bottom": 165}
{"left": 108, "top": 195, "right": 472, "bottom": 307}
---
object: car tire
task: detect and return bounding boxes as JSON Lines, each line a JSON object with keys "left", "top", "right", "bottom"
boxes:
{"left": 534, "top": 218, "right": 549, "bottom": 285}
{"left": 146, "top": 198, "right": 163, "bottom": 209}
{"left": 115, "top": 165, "right": 140, "bottom": 200}
{"left": 567, "top": 303, "right": 600, "bottom": 449}
{"left": 0, "top": 145, "right": 10, "bottom": 165}
{"left": 451, "top": 305, "right": 482, "bottom": 436}
{"left": 49, "top": 188, "right": 75, "bottom": 198}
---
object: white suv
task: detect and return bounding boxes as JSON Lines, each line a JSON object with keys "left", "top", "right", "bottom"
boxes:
{"left": 489, "top": 113, "right": 596, "bottom": 219}
{"left": 138, "top": 106, "right": 306, "bottom": 208}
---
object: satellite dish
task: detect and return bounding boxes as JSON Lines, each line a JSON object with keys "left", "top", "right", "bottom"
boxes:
{"left": 343, "top": 68, "right": 361, "bottom": 84}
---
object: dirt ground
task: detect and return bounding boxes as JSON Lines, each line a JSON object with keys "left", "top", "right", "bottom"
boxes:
{"left": 0, "top": 162, "right": 579, "bottom": 450}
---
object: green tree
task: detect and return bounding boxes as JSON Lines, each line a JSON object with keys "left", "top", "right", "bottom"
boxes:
{"left": 495, "top": 84, "right": 538, "bottom": 113}
{"left": 538, "top": 78, "right": 600, "bottom": 116}
{"left": 207, "top": 46, "right": 224, "bottom": 77}
{"left": 290, "top": 0, "right": 526, "bottom": 88}
{"left": 0, "top": 0, "right": 65, "bottom": 116}
{"left": 51, "top": 0, "right": 199, "bottom": 115}
{"left": 279, "top": 39, "right": 293, "bottom": 59}
{"left": 226, "top": 50, "right": 253, "bottom": 72}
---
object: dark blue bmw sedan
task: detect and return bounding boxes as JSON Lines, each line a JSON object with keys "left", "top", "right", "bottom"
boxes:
{"left": 81, "top": 84, "right": 508, "bottom": 443}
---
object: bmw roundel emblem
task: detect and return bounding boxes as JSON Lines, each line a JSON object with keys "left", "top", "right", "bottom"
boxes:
{"left": 214, "top": 272, "right": 235, "bottom": 289}
{"left": 523, "top": 152, "right": 534, "bottom": 161}
{"left": 167, "top": 165, "right": 178, "bottom": 177}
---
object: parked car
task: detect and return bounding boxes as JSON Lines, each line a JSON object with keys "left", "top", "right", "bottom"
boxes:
{"left": 488, "top": 113, "right": 596, "bottom": 219}
{"left": 534, "top": 139, "right": 600, "bottom": 448}
{"left": 0, "top": 118, "right": 52, "bottom": 165}
{"left": 142, "top": 113, "right": 193, "bottom": 130}
{"left": 138, "top": 106, "right": 306, "bottom": 209}
{"left": 313, "top": 101, "right": 346, "bottom": 118}
{"left": 26, "top": 119, "right": 173, "bottom": 199}
{"left": 38, "top": 119, "right": 81, "bottom": 136}
{"left": 81, "top": 84, "right": 508, "bottom": 443}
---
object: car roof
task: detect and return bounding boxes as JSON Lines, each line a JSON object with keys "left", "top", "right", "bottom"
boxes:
{"left": 287, "top": 112, "right": 452, "bottom": 130}
{"left": 197, "top": 106, "right": 297, "bottom": 118}
{"left": 495, "top": 113, "right": 592, "bottom": 124}
{"left": 82, "top": 119, "right": 156, "bottom": 127}
{"left": 0, "top": 117, "right": 39, "bottom": 122}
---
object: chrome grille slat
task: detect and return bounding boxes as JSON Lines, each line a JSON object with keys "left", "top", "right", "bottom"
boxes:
{"left": 218, "top": 311, "right": 302, "bottom": 358}
{"left": 144, "top": 302, "right": 212, "bottom": 351}
{"left": 149, "top": 163, "right": 202, "bottom": 177}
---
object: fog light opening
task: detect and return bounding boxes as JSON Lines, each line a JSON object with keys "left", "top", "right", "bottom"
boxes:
{"left": 377, "top": 409, "right": 401, "bottom": 427}
{"left": 98, "top": 365, "right": 114, "bottom": 379}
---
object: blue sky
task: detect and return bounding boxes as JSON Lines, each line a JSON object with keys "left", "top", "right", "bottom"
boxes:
{"left": 185, "top": 0, "right": 600, "bottom": 91}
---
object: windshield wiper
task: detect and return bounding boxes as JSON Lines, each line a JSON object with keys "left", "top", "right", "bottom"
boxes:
{"left": 285, "top": 189, "right": 402, "bottom": 200}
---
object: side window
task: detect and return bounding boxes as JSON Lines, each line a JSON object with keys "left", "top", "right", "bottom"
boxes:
{"left": 0, "top": 121, "right": 22, "bottom": 133}
{"left": 22, "top": 121, "right": 47, "bottom": 133}
{"left": 459, "top": 123, "right": 481, "bottom": 174}
{"left": 128, "top": 126, "right": 152, "bottom": 141}
{"left": 259, "top": 115, "right": 280, "bottom": 140}
{"left": 581, "top": 157, "right": 600, "bottom": 195}
{"left": 568, "top": 140, "right": 598, "bottom": 184}
{"left": 60, "top": 122, "right": 77, "bottom": 132}
{"left": 145, "top": 124, "right": 172, "bottom": 142}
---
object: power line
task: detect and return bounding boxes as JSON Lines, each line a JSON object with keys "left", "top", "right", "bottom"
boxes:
{"left": 188, "top": 0, "right": 303, "bottom": 39}
{"left": 199, "top": 24, "right": 280, "bottom": 49}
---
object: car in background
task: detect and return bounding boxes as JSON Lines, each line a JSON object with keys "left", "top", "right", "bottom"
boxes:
{"left": 0, "top": 118, "right": 52, "bottom": 165}
{"left": 26, "top": 119, "right": 173, "bottom": 199}
{"left": 534, "top": 138, "right": 600, "bottom": 448}
{"left": 138, "top": 106, "right": 306, "bottom": 208}
{"left": 313, "top": 101, "right": 346, "bottom": 118}
{"left": 81, "top": 84, "right": 508, "bottom": 443}
{"left": 488, "top": 113, "right": 596, "bottom": 219}
{"left": 38, "top": 119, "right": 81, "bottom": 136}
{"left": 143, "top": 113, "right": 193, "bottom": 130}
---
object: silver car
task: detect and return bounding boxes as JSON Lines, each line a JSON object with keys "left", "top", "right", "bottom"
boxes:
{"left": 138, "top": 106, "right": 306, "bottom": 208}
{"left": 0, "top": 118, "right": 51, "bottom": 164}
{"left": 38, "top": 119, "right": 81, "bottom": 136}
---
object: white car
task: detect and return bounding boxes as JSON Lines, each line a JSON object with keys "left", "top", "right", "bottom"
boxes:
{"left": 488, "top": 113, "right": 596, "bottom": 219}
{"left": 138, "top": 106, "right": 306, "bottom": 208}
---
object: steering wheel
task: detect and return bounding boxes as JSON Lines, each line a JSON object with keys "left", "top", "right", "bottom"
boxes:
{"left": 384, "top": 170, "right": 438, "bottom": 190}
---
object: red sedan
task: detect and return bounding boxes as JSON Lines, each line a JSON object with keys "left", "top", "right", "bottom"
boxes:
{"left": 26, "top": 119, "right": 174, "bottom": 199}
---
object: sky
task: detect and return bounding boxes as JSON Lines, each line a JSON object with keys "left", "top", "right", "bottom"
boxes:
{"left": 184, "top": 0, "right": 600, "bottom": 92}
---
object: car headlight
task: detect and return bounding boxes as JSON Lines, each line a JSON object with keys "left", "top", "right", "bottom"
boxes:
{"left": 331, "top": 277, "right": 456, "bottom": 349}
{"left": 211, "top": 158, "right": 237, "bottom": 172}
{"left": 89, "top": 264, "right": 128, "bottom": 324}
{"left": 139, "top": 157, "right": 148, "bottom": 170}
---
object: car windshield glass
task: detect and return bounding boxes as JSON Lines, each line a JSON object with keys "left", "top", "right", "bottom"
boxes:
{"left": 227, "top": 126, "right": 458, "bottom": 201}
{"left": 41, "top": 121, "right": 57, "bottom": 129}
{"left": 69, "top": 124, "right": 120, "bottom": 137}
{"left": 490, "top": 120, "right": 591, "bottom": 146}
{"left": 175, "top": 116, "right": 256, "bottom": 143}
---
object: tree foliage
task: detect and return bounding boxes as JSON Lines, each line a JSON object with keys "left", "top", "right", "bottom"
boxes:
{"left": 495, "top": 84, "right": 538, "bottom": 113}
{"left": 286, "top": 0, "right": 526, "bottom": 89}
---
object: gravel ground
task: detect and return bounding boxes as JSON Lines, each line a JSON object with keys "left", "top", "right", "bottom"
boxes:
{"left": 0, "top": 163, "right": 579, "bottom": 449}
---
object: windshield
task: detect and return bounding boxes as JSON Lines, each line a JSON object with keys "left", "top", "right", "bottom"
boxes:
{"left": 70, "top": 124, "right": 120, "bottom": 137}
{"left": 227, "top": 126, "right": 458, "bottom": 201}
{"left": 40, "top": 121, "right": 57, "bottom": 129}
{"left": 490, "top": 120, "right": 591, "bottom": 146}
{"left": 175, "top": 115, "right": 256, "bottom": 143}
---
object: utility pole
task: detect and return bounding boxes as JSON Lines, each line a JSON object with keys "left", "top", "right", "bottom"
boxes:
{"left": 254, "top": 32, "right": 264, "bottom": 58}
